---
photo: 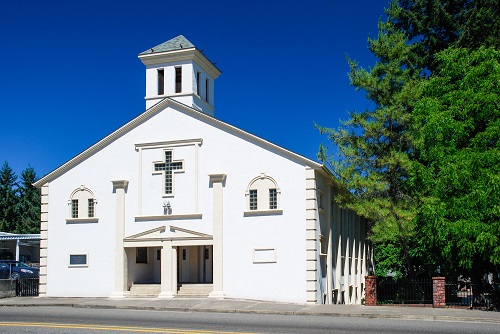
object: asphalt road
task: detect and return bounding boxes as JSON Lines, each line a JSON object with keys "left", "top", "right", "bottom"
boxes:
{"left": 0, "top": 306, "right": 498, "bottom": 334}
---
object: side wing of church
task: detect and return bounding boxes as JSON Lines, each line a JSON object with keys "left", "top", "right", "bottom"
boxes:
{"left": 34, "top": 36, "right": 372, "bottom": 304}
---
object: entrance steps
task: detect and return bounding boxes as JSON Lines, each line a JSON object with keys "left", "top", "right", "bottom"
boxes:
{"left": 128, "top": 284, "right": 161, "bottom": 297}
{"left": 127, "top": 283, "right": 213, "bottom": 298}
{"left": 177, "top": 283, "right": 213, "bottom": 297}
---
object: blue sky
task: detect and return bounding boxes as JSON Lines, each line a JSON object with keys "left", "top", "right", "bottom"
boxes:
{"left": 0, "top": 0, "right": 389, "bottom": 178}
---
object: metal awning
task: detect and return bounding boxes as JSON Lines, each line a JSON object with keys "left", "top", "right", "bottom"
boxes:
{"left": 0, "top": 233, "right": 40, "bottom": 241}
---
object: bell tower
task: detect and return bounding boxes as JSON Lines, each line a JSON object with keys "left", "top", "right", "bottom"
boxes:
{"left": 139, "top": 35, "right": 221, "bottom": 116}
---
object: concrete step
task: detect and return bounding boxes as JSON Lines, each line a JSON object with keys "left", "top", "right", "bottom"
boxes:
{"left": 127, "top": 283, "right": 213, "bottom": 298}
{"left": 177, "top": 283, "right": 213, "bottom": 297}
{"left": 129, "top": 284, "right": 160, "bottom": 297}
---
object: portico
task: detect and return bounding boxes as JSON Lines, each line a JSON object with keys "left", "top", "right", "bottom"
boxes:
{"left": 122, "top": 226, "right": 214, "bottom": 298}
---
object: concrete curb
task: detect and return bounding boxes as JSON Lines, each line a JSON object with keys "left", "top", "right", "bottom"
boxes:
{"left": 1, "top": 301, "right": 499, "bottom": 324}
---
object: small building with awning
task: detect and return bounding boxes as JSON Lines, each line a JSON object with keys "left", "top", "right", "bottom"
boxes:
{"left": 0, "top": 232, "right": 40, "bottom": 264}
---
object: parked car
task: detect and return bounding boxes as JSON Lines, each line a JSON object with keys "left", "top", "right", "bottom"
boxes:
{"left": 0, "top": 261, "right": 39, "bottom": 280}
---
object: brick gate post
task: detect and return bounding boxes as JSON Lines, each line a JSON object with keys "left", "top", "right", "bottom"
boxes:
{"left": 364, "top": 276, "right": 377, "bottom": 306}
{"left": 432, "top": 277, "right": 446, "bottom": 308}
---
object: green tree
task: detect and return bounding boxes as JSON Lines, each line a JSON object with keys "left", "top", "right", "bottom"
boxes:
{"left": 412, "top": 47, "right": 500, "bottom": 280}
{"left": 387, "top": 0, "right": 500, "bottom": 72}
{"left": 0, "top": 162, "right": 18, "bottom": 232}
{"left": 16, "top": 166, "right": 40, "bottom": 234}
{"left": 319, "top": 0, "right": 500, "bottom": 278}
{"left": 317, "top": 20, "right": 422, "bottom": 277}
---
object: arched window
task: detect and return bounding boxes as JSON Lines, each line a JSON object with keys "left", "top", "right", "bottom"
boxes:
{"left": 67, "top": 185, "right": 97, "bottom": 222}
{"left": 245, "top": 174, "right": 282, "bottom": 216}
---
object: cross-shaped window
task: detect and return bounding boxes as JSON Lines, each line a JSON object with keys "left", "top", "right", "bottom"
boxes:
{"left": 153, "top": 151, "right": 184, "bottom": 195}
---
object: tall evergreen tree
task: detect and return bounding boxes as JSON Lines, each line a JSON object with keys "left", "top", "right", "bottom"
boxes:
{"left": 0, "top": 162, "right": 18, "bottom": 232}
{"left": 16, "top": 166, "right": 40, "bottom": 234}
{"left": 387, "top": 0, "right": 500, "bottom": 72}
{"left": 317, "top": 21, "right": 422, "bottom": 277}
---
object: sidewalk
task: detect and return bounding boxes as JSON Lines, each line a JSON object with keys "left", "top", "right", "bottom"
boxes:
{"left": 0, "top": 297, "right": 499, "bottom": 324}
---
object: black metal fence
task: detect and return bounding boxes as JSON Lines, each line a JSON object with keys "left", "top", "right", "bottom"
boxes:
{"left": 445, "top": 283, "right": 473, "bottom": 307}
{"left": 377, "top": 277, "right": 433, "bottom": 305}
{"left": 15, "top": 278, "right": 39, "bottom": 296}
{"left": 446, "top": 282, "right": 499, "bottom": 309}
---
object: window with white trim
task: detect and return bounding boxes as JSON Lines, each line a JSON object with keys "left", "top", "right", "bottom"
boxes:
{"left": 88, "top": 198, "right": 95, "bottom": 218}
{"left": 269, "top": 189, "right": 277, "bottom": 209}
{"left": 71, "top": 199, "right": 78, "bottom": 218}
{"left": 249, "top": 189, "right": 258, "bottom": 210}
{"left": 69, "top": 254, "right": 88, "bottom": 267}
{"left": 245, "top": 174, "right": 281, "bottom": 215}
{"left": 67, "top": 185, "right": 97, "bottom": 221}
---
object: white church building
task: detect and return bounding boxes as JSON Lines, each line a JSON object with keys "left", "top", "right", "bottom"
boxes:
{"left": 34, "top": 36, "right": 372, "bottom": 304}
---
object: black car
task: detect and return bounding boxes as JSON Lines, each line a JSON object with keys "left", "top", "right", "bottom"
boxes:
{"left": 0, "top": 261, "right": 39, "bottom": 280}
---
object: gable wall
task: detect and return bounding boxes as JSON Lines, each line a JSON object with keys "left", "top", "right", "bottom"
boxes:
{"left": 45, "top": 104, "right": 309, "bottom": 302}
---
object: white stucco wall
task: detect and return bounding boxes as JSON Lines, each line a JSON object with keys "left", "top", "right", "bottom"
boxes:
{"left": 44, "top": 103, "right": 310, "bottom": 302}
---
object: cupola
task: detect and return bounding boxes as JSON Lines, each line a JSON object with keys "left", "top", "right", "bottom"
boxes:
{"left": 139, "top": 35, "right": 221, "bottom": 116}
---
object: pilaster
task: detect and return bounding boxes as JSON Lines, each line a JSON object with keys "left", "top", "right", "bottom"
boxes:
{"left": 39, "top": 184, "right": 49, "bottom": 297}
{"left": 305, "top": 167, "right": 318, "bottom": 304}
{"left": 208, "top": 174, "right": 226, "bottom": 298}
{"left": 110, "top": 180, "right": 129, "bottom": 298}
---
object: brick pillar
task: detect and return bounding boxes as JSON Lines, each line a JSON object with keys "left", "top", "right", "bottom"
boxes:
{"left": 432, "top": 277, "right": 446, "bottom": 308}
{"left": 364, "top": 276, "right": 377, "bottom": 306}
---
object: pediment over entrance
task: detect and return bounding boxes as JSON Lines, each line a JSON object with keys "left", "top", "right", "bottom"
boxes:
{"left": 124, "top": 225, "right": 212, "bottom": 244}
{"left": 169, "top": 225, "right": 212, "bottom": 239}
{"left": 124, "top": 226, "right": 167, "bottom": 242}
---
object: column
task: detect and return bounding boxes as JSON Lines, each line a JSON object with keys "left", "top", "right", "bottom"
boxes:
{"left": 198, "top": 246, "right": 204, "bottom": 282}
{"left": 356, "top": 216, "right": 362, "bottom": 304}
{"left": 432, "top": 277, "right": 446, "bottom": 308}
{"left": 208, "top": 174, "right": 226, "bottom": 298}
{"left": 360, "top": 219, "right": 367, "bottom": 301}
{"left": 326, "top": 220, "right": 333, "bottom": 304}
{"left": 335, "top": 204, "right": 342, "bottom": 304}
{"left": 172, "top": 246, "right": 178, "bottom": 294}
{"left": 364, "top": 276, "right": 377, "bottom": 306}
{"left": 343, "top": 210, "right": 350, "bottom": 304}
{"left": 15, "top": 238, "right": 20, "bottom": 261}
{"left": 158, "top": 242, "right": 174, "bottom": 298}
{"left": 349, "top": 214, "right": 355, "bottom": 304}
{"left": 110, "top": 180, "right": 129, "bottom": 298}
